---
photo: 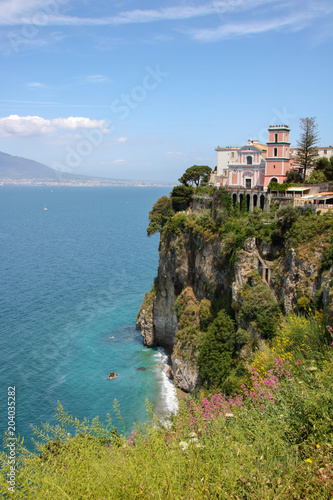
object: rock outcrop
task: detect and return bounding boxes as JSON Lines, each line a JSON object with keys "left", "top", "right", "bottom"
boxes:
{"left": 137, "top": 215, "right": 333, "bottom": 392}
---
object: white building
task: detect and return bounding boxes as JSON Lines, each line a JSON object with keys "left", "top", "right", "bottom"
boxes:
{"left": 212, "top": 140, "right": 267, "bottom": 188}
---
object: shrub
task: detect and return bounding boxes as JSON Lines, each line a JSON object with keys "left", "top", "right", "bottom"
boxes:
{"left": 321, "top": 238, "right": 333, "bottom": 271}
{"left": 240, "top": 284, "right": 281, "bottom": 339}
{"left": 198, "top": 309, "right": 247, "bottom": 389}
{"left": 170, "top": 185, "right": 194, "bottom": 211}
{"left": 147, "top": 195, "right": 174, "bottom": 236}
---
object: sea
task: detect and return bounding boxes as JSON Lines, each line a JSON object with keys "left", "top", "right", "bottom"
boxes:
{"left": 0, "top": 186, "right": 177, "bottom": 450}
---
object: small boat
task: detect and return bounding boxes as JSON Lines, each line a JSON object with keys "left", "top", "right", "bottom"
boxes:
{"left": 43, "top": 203, "right": 47, "bottom": 211}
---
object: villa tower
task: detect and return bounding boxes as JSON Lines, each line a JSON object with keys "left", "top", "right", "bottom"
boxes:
{"left": 264, "top": 125, "right": 290, "bottom": 188}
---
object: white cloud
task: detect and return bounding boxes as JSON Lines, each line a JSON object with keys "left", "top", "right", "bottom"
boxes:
{"left": 84, "top": 75, "right": 109, "bottom": 83}
{"left": 0, "top": 0, "right": 279, "bottom": 26}
{"left": 27, "top": 81, "right": 45, "bottom": 87}
{"left": 0, "top": 0, "right": 331, "bottom": 45}
{"left": 0, "top": 0, "right": 70, "bottom": 25}
{"left": 0, "top": 115, "right": 109, "bottom": 137}
{"left": 188, "top": 5, "right": 333, "bottom": 41}
{"left": 116, "top": 137, "right": 127, "bottom": 142}
{"left": 112, "top": 159, "right": 125, "bottom": 164}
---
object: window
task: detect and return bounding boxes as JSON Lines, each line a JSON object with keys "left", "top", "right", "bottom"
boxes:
{"left": 231, "top": 152, "right": 234, "bottom": 158}
{"left": 246, "top": 156, "right": 252, "bottom": 165}
{"left": 246, "top": 178, "right": 251, "bottom": 189}
{"left": 274, "top": 147, "right": 278, "bottom": 157}
{"left": 275, "top": 133, "right": 278, "bottom": 143}
{"left": 324, "top": 150, "right": 327, "bottom": 155}
{"left": 271, "top": 177, "right": 278, "bottom": 183}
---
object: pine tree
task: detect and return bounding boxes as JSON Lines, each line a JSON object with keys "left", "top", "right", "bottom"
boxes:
{"left": 295, "top": 117, "right": 319, "bottom": 181}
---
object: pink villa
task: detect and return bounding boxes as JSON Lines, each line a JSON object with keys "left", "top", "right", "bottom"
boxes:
{"left": 210, "top": 125, "right": 333, "bottom": 212}
{"left": 222, "top": 125, "right": 290, "bottom": 190}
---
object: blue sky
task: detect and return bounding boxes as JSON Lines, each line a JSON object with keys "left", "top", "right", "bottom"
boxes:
{"left": 0, "top": 0, "right": 332, "bottom": 182}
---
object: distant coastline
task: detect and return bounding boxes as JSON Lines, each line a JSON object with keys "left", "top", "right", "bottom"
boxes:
{"left": 0, "top": 150, "right": 174, "bottom": 188}
{"left": 0, "top": 178, "right": 174, "bottom": 187}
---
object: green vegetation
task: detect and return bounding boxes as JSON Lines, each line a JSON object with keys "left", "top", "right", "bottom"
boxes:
{"left": 173, "top": 288, "right": 213, "bottom": 361}
{"left": 286, "top": 169, "right": 303, "bottom": 183}
{"left": 136, "top": 282, "right": 157, "bottom": 322}
{"left": 267, "top": 181, "right": 291, "bottom": 191}
{"left": 282, "top": 208, "right": 333, "bottom": 249}
{"left": 198, "top": 309, "right": 247, "bottom": 390}
{"left": 170, "top": 185, "right": 194, "bottom": 211}
{"left": 147, "top": 195, "right": 174, "bottom": 236}
{"left": 2, "top": 314, "right": 333, "bottom": 499}
{"left": 321, "top": 237, "right": 333, "bottom": 271}
{"left": 239, "top": 283, "right": 281, "bottom": 339}
{"left": 2, "top": 173, "right": 333, "bottom": 498}
{"left": 305, "top": 169, "right": 327, "bottom": 184}
{"left": 294, "top": 117, "right": 319, "bottom": 181}
{"left": 178, "top": 165, "right": 212, "bottom": 187}
{"left": 194, "top": 185, "right": 214, "bottom": 197}
{"left": 310, "top": 156, "right": 333, "bottom": 183}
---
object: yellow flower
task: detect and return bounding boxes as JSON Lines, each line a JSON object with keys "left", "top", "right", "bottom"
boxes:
{"left": 306, "top": 458, "right": 312, "bottom": 463}
{"left": 316, "top": 444, "right": 320, "bottom": 449}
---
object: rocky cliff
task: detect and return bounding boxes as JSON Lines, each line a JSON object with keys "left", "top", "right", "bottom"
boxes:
{"left": 137, "top": 200, "right": 333, "bottom": 392}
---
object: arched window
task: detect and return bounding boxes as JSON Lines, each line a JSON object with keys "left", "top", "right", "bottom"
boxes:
{"left": 246, "top": 156, "right": 252, "bottom": 165}
{"left": 271, "top": 177, "right": 278, "bottom": 183}
{"left": 274, "top": 147, "right": 278, "bottom": 157}
{"left": 275, "top": 133, "right": 278, "bottom": 143}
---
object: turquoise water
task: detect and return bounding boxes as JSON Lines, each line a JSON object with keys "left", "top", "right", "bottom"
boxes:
{"left": 0, "top": 186, "right": 175, "bottom": 449}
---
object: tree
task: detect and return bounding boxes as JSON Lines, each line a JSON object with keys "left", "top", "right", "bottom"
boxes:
{"left": 198, "top": 309, "right": 246, "bottom": 388}
{"left": 295, "top": 117, "right": 319, "bottom": 181}
{"left": 314, "top": 156, "right": 333, "bottom": 182}
{"left": 170, "top": 185, "right": 194, "bottom": 211}
{"left": 178, "top": 165, "right": 212, "bottom": 187}
{"left": 304, "top": 170, "right": 326, "bottom": 184}
{"left": 146, "top": 196, "right": 174, "bottom": 236}
{"left": 286, "top": 169, "right": 303, "bottom": 183}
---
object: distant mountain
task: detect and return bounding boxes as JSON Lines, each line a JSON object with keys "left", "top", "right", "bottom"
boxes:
{"left": 0, "top": 151, "right": 59, "bottom": 180}
{"left": 0, "top": 151, "right": 173, "bottom": 186}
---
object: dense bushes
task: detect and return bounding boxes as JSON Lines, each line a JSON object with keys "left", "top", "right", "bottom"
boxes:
{"left": 147, "top": 195, "right": 174, "bottom": 236}
{"left": 170, "top": 185, "right": 194, "bottom": 211}
{"left": 239, "top": 283, "right": 281, "bottom": 339}
{"left": 198, "top": 309, "right": 247, "bottom": 388}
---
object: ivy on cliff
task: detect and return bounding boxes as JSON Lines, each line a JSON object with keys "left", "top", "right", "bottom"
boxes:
{"left": 173, "top": 287, "right": 213, "bottom": 361}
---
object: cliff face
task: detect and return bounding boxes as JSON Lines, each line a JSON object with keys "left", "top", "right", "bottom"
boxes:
{"left": 137, "top": 215, "right": 333, "bottom": 392}
{"left": 153, "top": 231, "right": 231, "bottom": 346}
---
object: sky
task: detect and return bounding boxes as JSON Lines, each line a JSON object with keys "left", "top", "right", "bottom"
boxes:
{"left": 0, "top": 0, "right": 332, "bottom": 182}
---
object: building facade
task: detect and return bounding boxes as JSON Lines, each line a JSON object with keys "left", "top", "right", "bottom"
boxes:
{"left": 227, "top": 142, "right": 266, "bottom": 189}
{"left": 213, "top": 125, "right": 290, "bottom": 190}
